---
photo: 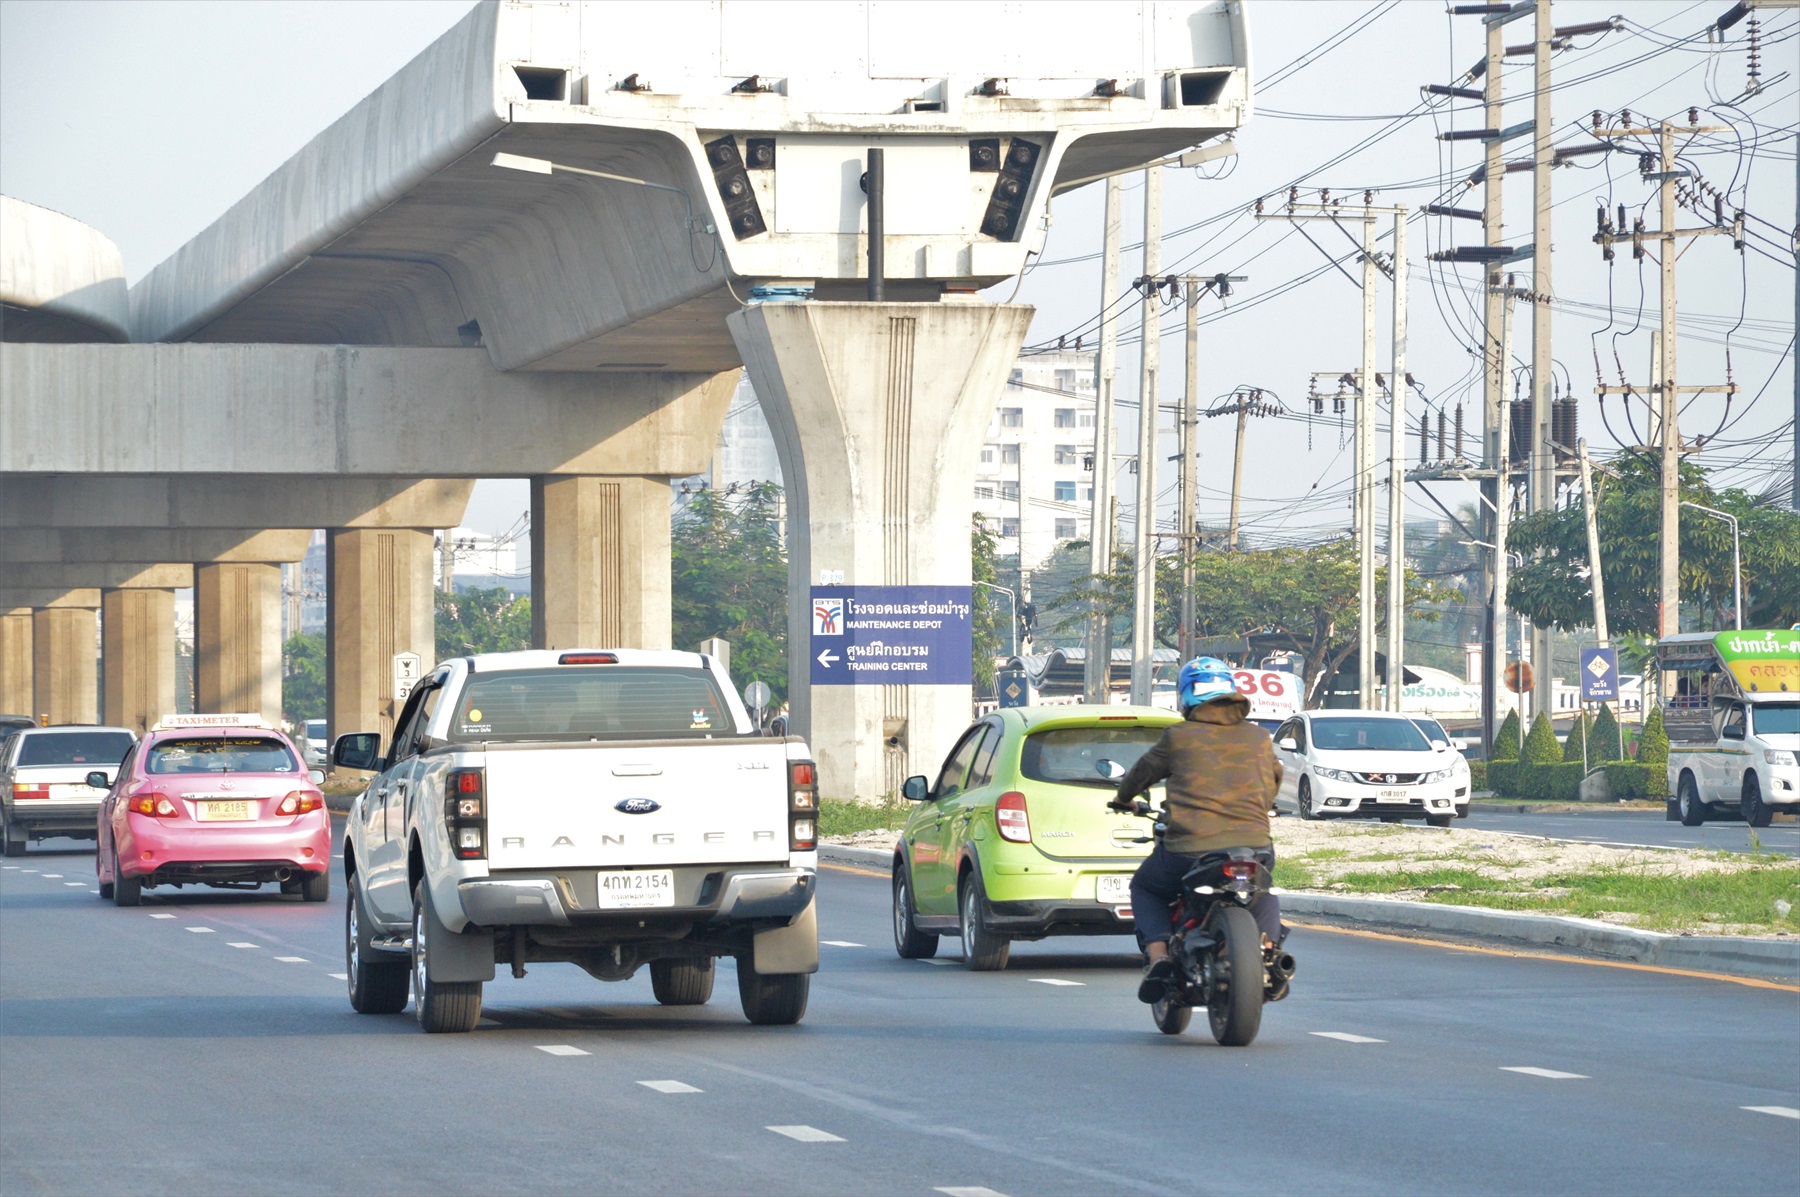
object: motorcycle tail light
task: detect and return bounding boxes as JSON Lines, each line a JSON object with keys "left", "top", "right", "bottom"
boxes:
{"left": 1222, "top": 860, "right": 1258, "bottom": 879}
{"left": 996, "top": 791, "right": 1031, "bottom": 843}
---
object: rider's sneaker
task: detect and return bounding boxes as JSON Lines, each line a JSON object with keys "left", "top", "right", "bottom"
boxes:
{"left": 1137, "top": 957, "right": 1175, "bottom": 1003}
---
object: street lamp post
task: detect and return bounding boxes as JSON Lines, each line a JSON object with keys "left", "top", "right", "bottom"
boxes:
{"left": 973, "top": 581, "right": 1018, "bottom": 660}
{"left": 1680, "top": 502, "right": 1742, "bottom": 630}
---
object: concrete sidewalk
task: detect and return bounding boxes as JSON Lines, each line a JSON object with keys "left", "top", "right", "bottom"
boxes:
{"left": 820, "top": 843, "right": 1800, "bottom": 982}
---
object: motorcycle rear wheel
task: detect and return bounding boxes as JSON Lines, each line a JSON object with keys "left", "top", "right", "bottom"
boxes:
{"left": 1206, "top": 904, "right": 1264, "bottom": 1047}
{"left": 1152, "top": 992, "right": 1191, "bottom": 1035}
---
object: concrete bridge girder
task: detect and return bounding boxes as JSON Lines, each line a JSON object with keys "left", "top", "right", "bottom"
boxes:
{"left": 0, "top": 476, "right": 474, "bottom": 530}
{"left": 0, "top": 528, "right": 313, "bottom": 566}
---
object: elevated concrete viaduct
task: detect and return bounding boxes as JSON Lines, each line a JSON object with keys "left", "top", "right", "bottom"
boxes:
{"left": 6, "top": 0, "right": 1251, "bottom": 796}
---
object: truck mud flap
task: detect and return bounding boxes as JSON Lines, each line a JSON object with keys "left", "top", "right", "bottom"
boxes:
{"left": 751, "top": 898, "right": 818, "bottom": 976}
{"left": 424, "top": 882, "right": 495, "bottom": 983}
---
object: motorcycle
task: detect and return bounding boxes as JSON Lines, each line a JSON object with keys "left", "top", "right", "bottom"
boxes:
{"left": 1119, "top": 797, "right": 1296, "bottom": 1047}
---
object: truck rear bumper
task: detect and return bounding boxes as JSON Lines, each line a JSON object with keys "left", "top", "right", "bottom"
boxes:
{"left": 458, "top": 865, "right": 815, "bottom": 929}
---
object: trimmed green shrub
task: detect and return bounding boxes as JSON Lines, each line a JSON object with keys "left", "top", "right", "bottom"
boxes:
{"left": 1468, "top": 760, "right": 1488, "bottom": 791}
{"left": 1487, "top": 760, "right": 1521, "bottom": 797}
{"left": 1562, "top": 712, "right": 1590, "bottom": 763}
{"left": 1638, "top": 706, "right": 1669, "bottom": 765}
{"left": 1491, "top": 710, "right": 1522, "bottom": 761}
{"left": 1522, "top": 712, "right": 1562, "bottom": 766}
{"left": 1590, "top": 704, "right": 1625, "bottom": 762}
{"left": 1605, "top": 761, "right": 1669, "bottom": 799}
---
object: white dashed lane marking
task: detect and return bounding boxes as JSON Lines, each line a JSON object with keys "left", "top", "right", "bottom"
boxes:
{"left": 1311, "top": 1032, "right": 1386, "bottom": 1044}
{"left": 186, "top": 927, "right": 215, "bottom": 934}
{"left": 1029, "top": 978, "right": 1084, "bottom": 987}
{"left": 148, "top": 913, "right": 176, "bottom": 919}
{"left": 41, "top": 874, "right": 62, "bottom": 878}
{"left": 767, "top": 1126, "right": 845, "bottom": 1143}
{"left": 63, "top": 882, "right": 84, "bottom": 887}
{"left": 536, "top": 1045, "right": 589, "bottom": 1057}
{"left": 1743, "top": 1106, "right": 1800, "bottom": 1120}
{"left": 917, "top": 958, "right": 955, "bottom": 966}
{"left": 935, "top": 1188, "right": 1008, "bottom": 1197}
{"left": 1501, "top": 1067, "right": 1588, "bottom": 1080}
{"left": 820, "top": 940, "right": 865, "bottom": 947}
{"left": 227, "top": 942, "right": 258, "bottom": 949}
{"left": 328, "top": 973, "right": 348, "bottom": 981}
{"left": 638, "top": 1080, "right": 702, "bottom": 1094}
{"left": 274, "top": 956, "right": 308, "bottom": 963}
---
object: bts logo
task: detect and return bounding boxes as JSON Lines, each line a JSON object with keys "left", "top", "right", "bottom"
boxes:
{"left": 812, "top": 597, "right": 844, "bottom": 636}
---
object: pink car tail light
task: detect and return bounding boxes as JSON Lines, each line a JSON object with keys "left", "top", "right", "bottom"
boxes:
{"left": 128, "top": 794, "right": 179, "bottom": 818}
{"left": 996, "top": 791, "right": 1032, "bottom": 843}
{"left": 276, "top": 792, "right": 322, "bottom": 816}
{"left": 12, "top": 785, "right": 49, "bottom": 801}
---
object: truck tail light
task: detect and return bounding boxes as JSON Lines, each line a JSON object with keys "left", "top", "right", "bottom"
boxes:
{"left": 996, "top": 791, "right": 1031, "bottom": 842}
{"left": 789, "top": 759, "right": 817, "bottom": 851}
{"left": 128, "top": 794, "right": 179, "bottom": 818}
{"left": 276, "top": 792, "right": 323, "bottom": 816}
{"left": 445, "top": 768, "right": 486, "bottom": 860}
{"left": 12, "top": 785, "right": 49, "bottom": 801}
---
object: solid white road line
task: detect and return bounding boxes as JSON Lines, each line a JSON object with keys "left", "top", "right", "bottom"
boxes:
{"left": 536, "top": 1045, "right": 590, "bottom": 1057}
{"left": 1029, "top": 978, "right": 1085, "bottom": 987}
{"left": 1741, "top": 1105, "right": 1800, "bottom": 1120}
{"left": 1310, "top": 1032, "right": 1386, "bottom": 1044}
{"left": 638, "top": 1080, "right": 703, "bottom": 1094}
{"left": 766, "top": 1126, "right": 845, "bottom": 1143}
{"left": 227, "top": 942, "right": 258, "bottom": 949}
{"left": 820, "top": 940, "right": 865, "bottom": 947}
{"left": 186, "top": 927, "right": 215, "bottom": 934}
{"left": 148, "top": 913, "right": 176, "bottom": 919}
{"left": 1501, "top": 1066, "right": 1589, "bottom": 1080}
{"left": 935, "top": 1188, "right": 1008, "bottom": 1197}
{"left": 274, "top": 956, "right": 308, "bottom": 963}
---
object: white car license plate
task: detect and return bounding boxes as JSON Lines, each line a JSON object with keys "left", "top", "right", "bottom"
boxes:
{"left": 196, "top": 801, "right": 251, "bottom": 821}
{"left": 1380, "top": 789, "right": 1409, "bottom": 800}
{"left": 595, "top": 869, "right": 675, "bottom": 909}
{"left": 1095, "top": 874, "right": 1133, "bottom": 904}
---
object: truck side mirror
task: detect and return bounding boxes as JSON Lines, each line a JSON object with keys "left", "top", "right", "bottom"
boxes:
{"left": 901, "top": 775, "right": 930, "bottom": 801}
{"left": 1722, "top": 721, "right": 1745, "bottom": 741}
{"left": 332, "top": 733, "right": 383, "bottom": 772}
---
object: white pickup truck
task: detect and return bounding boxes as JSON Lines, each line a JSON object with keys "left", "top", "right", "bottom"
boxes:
{"left": 333, "top": 649, "right": 819, "bottom": 1033}
{"left": 1658, "top": 630, "right": 1800, "bottom": 828}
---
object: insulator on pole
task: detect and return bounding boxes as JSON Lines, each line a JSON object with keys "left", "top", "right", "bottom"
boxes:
{"left": 1454, "top": 403, "right": 1465, "bottom": 460}
{"left": 1437, "top": 409, "right": 1448, "bottom": 462}
{"left": 1421, "top": 412, "right": 1432, "bottom": 465}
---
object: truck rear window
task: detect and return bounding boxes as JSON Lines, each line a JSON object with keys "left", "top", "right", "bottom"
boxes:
{"left": 449, "top": 667, "right": 736, "bottom": 742}
{"left": 1021, "top": 725, "right": 1165, "bottom": 787}
{"left": 146, "top": 737, "right": 298, "bottom": 774}
{"left": 16, "top": 732, "right": 135, "bottom": 768}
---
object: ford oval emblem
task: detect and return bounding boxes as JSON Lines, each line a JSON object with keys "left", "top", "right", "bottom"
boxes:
{"left": 615, "top": 798, "right": 660, "bottom": 815}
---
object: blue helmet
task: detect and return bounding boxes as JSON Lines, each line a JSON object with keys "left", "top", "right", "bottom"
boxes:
{"left": 1177, "top": 656, "right": 1238, "bottom": 713}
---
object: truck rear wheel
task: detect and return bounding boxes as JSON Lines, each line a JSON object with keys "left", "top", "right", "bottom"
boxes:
{"left": 1678, "top": 773, "right": 1707, "bottom": 827}
{"left": 737, "top": 958, "right": 808, "bottom": 1025}
{"left": 650, "top": 959, "right": 715, "bottom": 1006}
{"left": 413, "top": 882, "right": 482, "bottom": 1033}
{"left": 1742, "top": 774, "right": 1773, "bottom": 828}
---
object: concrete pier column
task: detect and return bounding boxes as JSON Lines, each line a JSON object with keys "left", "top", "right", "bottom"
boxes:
{"left": 728, "top": 302, "right": 1033, "bottom": 800}
{"left": 1, "top": 609, "right": 31, "bottom": 716}
{"left": 194, "top": 563, "right": 282, "bottom": 721}
{"left": 325, "top": 528, "right": 435, "bottom": 746}
{"left": 32, "top": 605, "right": 99, "bottom": 726}
{"left": 101, "top": 587, "right": 176, "bottom": 734}
{"left": 531, "top": 476, "right": 672, "bottom": 651}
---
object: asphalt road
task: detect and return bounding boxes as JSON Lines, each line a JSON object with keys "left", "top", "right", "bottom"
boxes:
{"left": 1459, "top": 808, "right": 1800, "bottom": 855}
{"left": 3, "top": 830, "right": 1796, "bottom": 1196}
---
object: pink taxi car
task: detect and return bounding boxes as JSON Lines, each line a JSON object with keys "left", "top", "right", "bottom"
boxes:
{"left": 94, "top": 715, "right": 331, "bottom": 906}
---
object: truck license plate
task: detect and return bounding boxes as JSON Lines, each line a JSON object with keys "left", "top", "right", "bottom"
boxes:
{"left": 1096, "top": 874, "right": 1132, "bottom": 904}
{"left": 196, "top": 801, "right": 251, "bottom": 821}
{"left": 595, "top": 869, "right": 675, "bottom": 909}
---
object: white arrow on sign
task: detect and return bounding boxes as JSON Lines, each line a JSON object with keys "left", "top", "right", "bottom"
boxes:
{"left": 816, "top": 649, "right": 841, "bottom": 669}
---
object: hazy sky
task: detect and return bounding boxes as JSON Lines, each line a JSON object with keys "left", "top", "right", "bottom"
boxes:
{"left": 2, "top": 0, "right": 1793, "bottom": 543}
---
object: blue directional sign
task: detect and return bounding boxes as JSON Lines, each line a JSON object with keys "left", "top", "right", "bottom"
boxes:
{"left": 1579, "top": 647, "right": 1620, "bottom": 702}
{"left": 809, "top": 585, "right": 973, "bottom": 686}
{"left": 996, "top": 670, "right": 1030, "bottom": 708}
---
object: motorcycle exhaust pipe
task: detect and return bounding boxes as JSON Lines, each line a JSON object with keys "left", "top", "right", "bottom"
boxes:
{"left": 1269, "top": 952, "right": 1296, "bottom": 981}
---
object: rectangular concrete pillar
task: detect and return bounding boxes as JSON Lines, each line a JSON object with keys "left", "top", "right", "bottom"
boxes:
{"left": 32, "top": 607, "right": 98, "bottom": 726}
{"left": 101, "top": 588, "right": 176, "bottom": 734}
{"left": 194, "top": 563, "right": 281, "bottom": 722}
{"left": 326, "top": 528, "right": 434, "bottom": 747}
{"left": 531, "top": 476, "right": 671, "bottom": 652}
{"left": 2, "top": 610, "right": 34, "bottom": 716}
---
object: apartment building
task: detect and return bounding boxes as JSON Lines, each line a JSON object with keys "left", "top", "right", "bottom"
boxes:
{"left": 973, "top": 348, "right": 1098, "bottom": 570}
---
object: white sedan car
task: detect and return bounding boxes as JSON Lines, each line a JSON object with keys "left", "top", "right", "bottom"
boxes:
{"left": 1271, "top": 711, "right": 1467, "bottom": 827}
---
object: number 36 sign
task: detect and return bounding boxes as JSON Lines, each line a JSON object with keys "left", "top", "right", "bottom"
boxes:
{"left": 1232, "top": 669, "right": 1301, "bottom": 723}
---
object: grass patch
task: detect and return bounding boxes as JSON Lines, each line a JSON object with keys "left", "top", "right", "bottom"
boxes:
{"left": 819, "top": 796, "right": 910, "bottom": 838}
{"left": 1272, "top": 858, "right": 1316, "bottom": 890}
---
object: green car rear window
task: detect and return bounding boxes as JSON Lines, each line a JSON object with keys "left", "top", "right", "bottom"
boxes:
{"left": 1020, "top": 726, "right": 1165, "bottom": 787}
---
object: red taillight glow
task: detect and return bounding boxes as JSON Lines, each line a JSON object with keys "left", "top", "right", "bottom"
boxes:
{"left": 789, "top": 762, "right": 815, "bottom": 788}
{"left": 445, "top": 769, "right": 486, "bottom": 860}
{"left": 128, "top": 794, "right": 179, "bottom": 818}
{"left": 12, "top": 785, "right": 49, "bottom": 801}
{"left": 996, "top": 791, "right": 1031, "bottom": 843}
{"left": 456, "top": 771, "right": 482, "bottom": 794}
{"left": 1222, "top": 860, "right": 1258, "bottom": 879}
{"left": 558, "top": 652, "right": 618, "bottom": 664}
{"left": 276, "top": 792, "right": 323, "bottom": 816}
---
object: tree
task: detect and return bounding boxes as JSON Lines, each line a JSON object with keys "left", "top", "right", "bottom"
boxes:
{"left": 1508, "top": 455, "right": 1800, "bottom": 636}
{"left": 1490, "top": 709, "right": 1522, "bottom": 760}
{"left": 971, "top": 515, "right": 1004, "bottom": 695}
{"left": 1590, "top": 704, "right": 1624, "bottom": 762}
{"left": 1521, "top": 711, "right": 1561, "bottom": 766}
{"left": 435, "top": 587, "right": 531, "bottom": 661}
{"left": 671, "top": 482, "right": 789, "bottom": 707}
{"left": 281, "top": 633, "right": 326, "bottom": 722}
{"left": 1561, "top": 711, "right": 1589, "bottom": 763}
{"left": 1638, "top": 705, "right": 1669, "bottom": 765}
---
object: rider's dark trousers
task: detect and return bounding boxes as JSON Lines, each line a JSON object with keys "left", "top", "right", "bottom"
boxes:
{"left": 1129, "top": 843, "right": 1282, "bottom": 952}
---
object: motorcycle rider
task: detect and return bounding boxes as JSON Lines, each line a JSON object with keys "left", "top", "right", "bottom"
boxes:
{"left": 1108, "top": 656, "right": 1286, "bottom": 1003}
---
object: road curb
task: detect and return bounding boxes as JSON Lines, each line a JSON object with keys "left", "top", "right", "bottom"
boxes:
{"left": 821, "top": 842, "right": 1799, "bottom": 980}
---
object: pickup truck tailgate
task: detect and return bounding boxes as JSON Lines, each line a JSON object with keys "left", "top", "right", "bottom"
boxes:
{"left": 482, "top": 741, "right": 792, "bottom": 870}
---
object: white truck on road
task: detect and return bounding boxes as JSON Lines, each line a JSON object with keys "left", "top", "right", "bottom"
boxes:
{"left": 333, "top": 649, "right": 819, "bottom": 1032}
{"left": 1658, "top": 630, "right": 1800, "bottom": 827}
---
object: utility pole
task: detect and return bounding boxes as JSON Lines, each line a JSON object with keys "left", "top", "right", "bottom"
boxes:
{"left": 1493, "top": 280, "right": 1518, "bottom": 724}
{"left": 1358, "top": 208, "right": 1379, "bottom": 711}
{"left": 1204, "top": 385, "right": 1273, "bottom": 552}
{"left": 1130, "top": 166, "right": 1162, "bottom": 706}
{"left": 1386, "top": 207, "right": 1408, "bottom": 712}
{"left": 1529, "top": 0, "right": 1556, "bottom": 723}
{"left": 1179, "top": 275, "right": 1199, "bottom": 661}
{"left": 1576, "top": 439, "right": 1609, "bottom": 646}
{"left": 1084, "top": 178, "right": 1122, "bottom": 705}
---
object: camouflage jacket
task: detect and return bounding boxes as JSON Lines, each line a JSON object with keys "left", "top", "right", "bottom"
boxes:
{"left": 1112, "top": 693, "right": 1282, "bottom": 854}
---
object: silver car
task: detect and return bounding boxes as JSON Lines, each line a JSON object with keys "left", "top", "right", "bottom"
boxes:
{"left": 2, "top": 725, "right": 137, "bottom": 855}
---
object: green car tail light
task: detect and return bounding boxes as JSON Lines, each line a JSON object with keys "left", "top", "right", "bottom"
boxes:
{"left": 996, "top": 791, "right": 1031, "bottom": 843}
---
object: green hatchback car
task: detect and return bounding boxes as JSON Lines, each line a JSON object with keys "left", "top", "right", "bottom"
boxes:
{"left": 891, "top": 705, "right": 1181, "bottom": 970}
